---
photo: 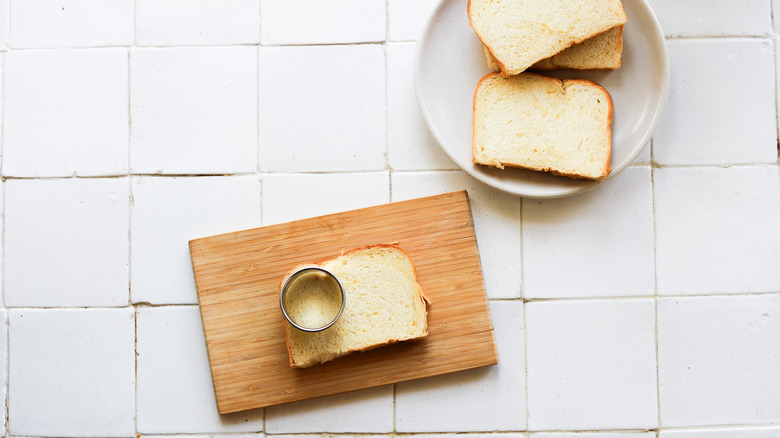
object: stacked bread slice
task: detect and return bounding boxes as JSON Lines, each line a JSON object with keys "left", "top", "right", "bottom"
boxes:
{"left": 469, "top": 0, "right": 627, "bottom": 77}
{"left": 468, "top": 0, "right": 626, "bottom": 181}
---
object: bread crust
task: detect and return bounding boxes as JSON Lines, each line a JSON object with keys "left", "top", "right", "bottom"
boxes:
{"left": 472, "top": 72, "right": 613, "bottom": 180}
{"left": 281, "top": 243, "right": 429, "bottom": 368}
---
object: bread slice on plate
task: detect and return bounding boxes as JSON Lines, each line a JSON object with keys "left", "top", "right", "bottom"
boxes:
{"left": 472, "top": 72, "right": 613, "bottom": 180}
{"left": 469, "top": 0, "right": 627, "bottom": 76}
{"left": 283, "top": 244, "right": 429, "bottom": 368}
{"left": 483, "top": 25, "right": 624, "bottom": 71}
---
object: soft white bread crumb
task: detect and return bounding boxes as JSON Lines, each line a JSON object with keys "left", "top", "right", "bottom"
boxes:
{"left": 484, "top": 26, "right": 624, "bottom": 71}
{"left": 472, "top": 72, "right": 613, "bottom": 180}
{"left": 469, "top": 0, "right": 627, "bottom": 76}
{"left": 283, "top": 244, "right": 429, "bottom": 368}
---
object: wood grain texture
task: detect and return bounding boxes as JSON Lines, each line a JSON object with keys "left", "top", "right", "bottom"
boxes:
{"left": 189, "top": 191, "right": 498, "bottom": 414}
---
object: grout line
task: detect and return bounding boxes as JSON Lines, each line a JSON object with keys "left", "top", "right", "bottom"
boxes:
{"left": 257, "top": 0, "right": 263, "bottom": 46}
{"left": 3, "top": 163, "right": 780, "bottom": 181}
{"left": 522, "top": 295, "right": 530, "bottom": 430}
{"left": 256, "top": 44, "right": 262, "bottom": 175}
{"left": 519, "top": 196, "right": 529, "bottom": 429}
{"left": 665, "top": 34, "right": 776, "bottom": 40}
{"left": 651, "top": 162, "right": 663, "bottom": 430}
{"left": 489, "top": 290, "right": 780, "bottom": 303}
{"left": 132, "top": 306, "right": 139, "bottom": 437}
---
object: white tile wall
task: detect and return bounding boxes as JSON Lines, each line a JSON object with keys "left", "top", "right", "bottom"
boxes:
{"left": 526, "top": 299, "right": 658, "bottom": 430}
{"left": 130, "top": 176, "right": 261, "bottom": 305}
{"left": 658, "top": 295, "right": 780, "bottom": 427}
{"left": 395, "top": 301, "right": 526, "bottom": 432}
{"left": 388, "top": 0, "right": 440, "bottom": 41}
{"left": 3, "top": 48, "right": 129, "bottom": 177}
{"left": 4, "top": 178, "right": 129, "bottom": 307}
{"left": 1, "top": 2, "right": 780, "bottom": 437}
{"left": 392, "top": 171, "right": 522, "bottom": 299}
{"left": 388, "top": 42, "right": 456, "bottom": 171}
{"left": 654, "top": 167, "right": 780, "bottom": 295}
{"left": 262, "top": 172, "right": 389, "bottom": 225}
{"left": 8, "top": 308, "right": 135, "bottom": 437}
{"left": 136, "top": 306, "right": 264, "bottom": 433}
{"left": 265, "top": 386, "right": 393, "bottom": 433}
{"left": 130, "top": 47, "right": 258, "bottom": 174}
{"left": 647, "top": 0, "right": 772, "bottom": 36}
{"left": 652, "top": 39, "right": 776, "bottom": 165}
{"left": 136, "top": 0, "right": 260, "bottom": 46}
{"left": 522, "top": 166, "right": 655, "bottom": 299}
{"left": 258, "top": 45, "right": 386, "bottom": 172}
{"left": 261, "top": 0, "right": 385, "bottom": 45}
{"left": 9, "top": 0, "right": 133, "bottom": 48}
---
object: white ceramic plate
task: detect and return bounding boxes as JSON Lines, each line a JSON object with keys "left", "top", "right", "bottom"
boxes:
{"left": 415, "top": 0, "right": 670, "bottom": 198}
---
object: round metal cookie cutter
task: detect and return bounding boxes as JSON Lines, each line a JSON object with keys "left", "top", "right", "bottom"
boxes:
{"left": 279, "top": 266, "right": 346, "bottom": 332}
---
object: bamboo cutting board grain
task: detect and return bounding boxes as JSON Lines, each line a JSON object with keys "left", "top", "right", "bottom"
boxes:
{"left": 189, "top": 191, "right": 498, "bottom": 414}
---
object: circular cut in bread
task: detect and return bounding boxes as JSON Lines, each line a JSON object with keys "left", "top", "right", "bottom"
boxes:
{"left": 282, "top": 244, "right": 429, "bottom": 368}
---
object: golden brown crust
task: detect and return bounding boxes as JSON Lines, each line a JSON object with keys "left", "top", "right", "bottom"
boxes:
{"left": 472, "top": 72, "right": 502, "bottom": 165}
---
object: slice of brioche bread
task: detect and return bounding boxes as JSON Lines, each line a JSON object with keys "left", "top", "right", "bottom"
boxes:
{"left": 472, "top": 72, "right": 613, "bottom": 180}
{"left": 469, "top": 0, "right": 627, "bottom": 76}
{"left": 283, "top": 244, "right": 429, "bottom": 368}
{"left": 484, "top": 26, "right": 624, "bottom": 71}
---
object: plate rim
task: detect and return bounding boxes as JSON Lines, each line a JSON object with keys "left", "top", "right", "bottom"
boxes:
{"left": 413, "top": 0, "right": 671, "bottom": 198}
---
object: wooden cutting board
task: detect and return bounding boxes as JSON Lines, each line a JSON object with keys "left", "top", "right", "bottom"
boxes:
{"left": 189, "top": 191, "right": 498, "bottom": 414}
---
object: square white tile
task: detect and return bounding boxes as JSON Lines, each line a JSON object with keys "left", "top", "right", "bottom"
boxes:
{"left": 395, "top": 301, "right": 526, "bottom": 432}
{"left": 388, "top": 43, "right": 455, "bottom": 171}
{"left": 660, "top": 427, "right": 780, "bottom": 438}
{"left": 388, "top": 0, "right": 439, "bottom": 41}
{"left": 392, "top": 171, "right": 522, "bottom": 299}
{"left": 526, "top": 299, "right": 657, "bottom": 430}
{"left": 8, "top": 308, "right": 135, "bottom": 437}
{"left": 261, "top": 0, "right": 385, "bottom": 45}
{"left": 262, "top": 172, "right": 389, "bottom": 225}
{"left": 265, "top": 386, "right": 393, "bottom": 433}
{"left": 131, "top": 176, "right": 261, "bottom": 305}
{"left": 652, "top": 39, "right": 776, "bottom": 165}
{"left": 658, "top": 295, "right": 780, "bottom": 427}
{"left": 9, "top": 0, "right": 132, "bottom": 48}
{"left": 3, "top": 48, "right": 129, "bottom": 177}
{"left": 654, "top": 166, "right": 780, "bottom": 295}
{"left": 646, "top": 0, "right": 772, "bottom": 36}
{"left": 136, "top": 0, "right": 260, "bottom": 46}
{"left": 258, "top": 45, "right": 386, "bottom": 172}
{"left": 130, "top": 47, "right": 258, "bottom": 174}
{"left": 522, "top": 166, "right": 654, "bottom": 298}
{"left": 136, "top": 306, "right": 264, "bottom": 433}
{"left": 4, "top": 178, "right": 129, "bottom": 307}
